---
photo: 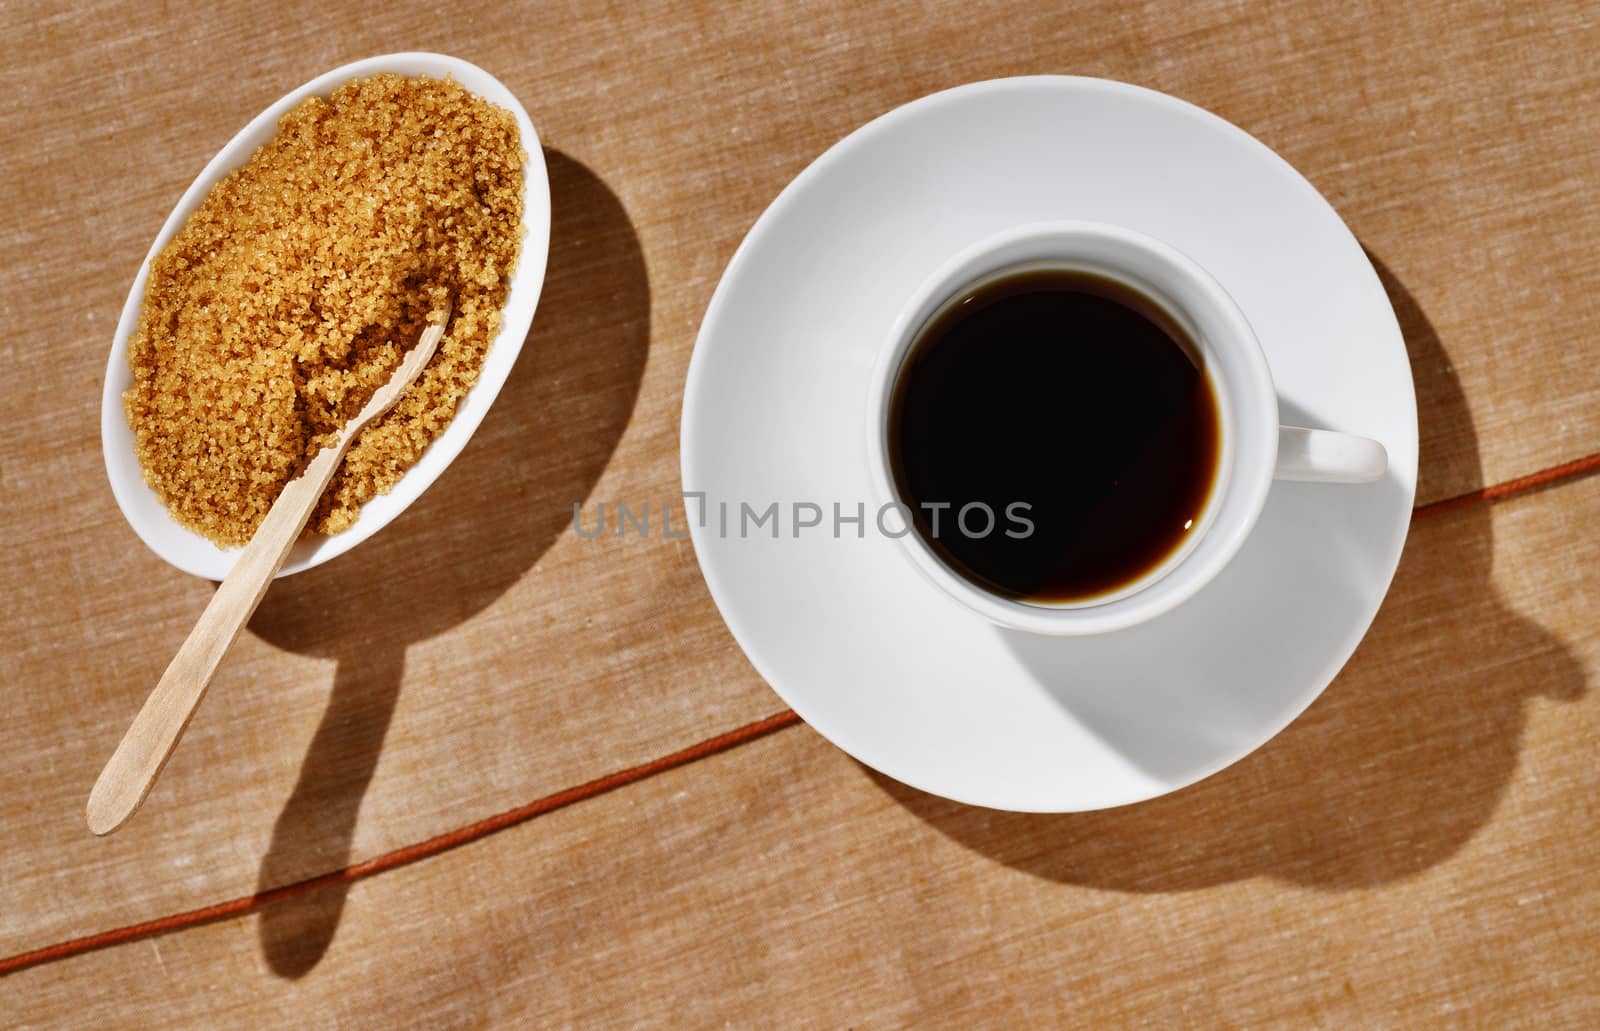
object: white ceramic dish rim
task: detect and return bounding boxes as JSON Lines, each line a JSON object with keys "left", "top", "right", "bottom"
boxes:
{"left": 100, "top": 52, "right": 551, "bottom": 580}
{"left": 680, "top": 74, "right": 1418, "bottom": 811}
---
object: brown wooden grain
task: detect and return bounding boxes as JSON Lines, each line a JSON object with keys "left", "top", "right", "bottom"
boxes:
{"left": 8, "top": 478, "right": 1600, "bottom": 1027}
{"left": 1, "top": 0, "right": 1596, "bottom": 1024}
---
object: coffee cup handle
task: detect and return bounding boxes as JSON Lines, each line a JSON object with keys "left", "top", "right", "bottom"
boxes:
{"left": 1275, "top": 426, "right": 1387, "bottom": 483}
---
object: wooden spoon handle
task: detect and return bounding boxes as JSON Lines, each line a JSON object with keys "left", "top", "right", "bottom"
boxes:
{"left": 86, "top": 311, "right": 448, "bottom": 835}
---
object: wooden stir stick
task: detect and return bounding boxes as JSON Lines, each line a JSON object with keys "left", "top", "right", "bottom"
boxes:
{"left": 87, "top": 304, "right": 451, "bottom": 836}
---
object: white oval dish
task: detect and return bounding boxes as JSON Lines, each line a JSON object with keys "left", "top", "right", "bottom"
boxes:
{"left": 101, "top": 53, "right": 551, "bottom": 580}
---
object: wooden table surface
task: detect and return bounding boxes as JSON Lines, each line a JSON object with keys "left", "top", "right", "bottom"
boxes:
{"left": 4, "top": 0, "right": 1598, "bottom": 1026}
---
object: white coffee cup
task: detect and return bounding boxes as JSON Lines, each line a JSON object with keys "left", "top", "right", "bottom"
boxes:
{"left": 865, "top": 220, "right": 1387, "bottom": 636}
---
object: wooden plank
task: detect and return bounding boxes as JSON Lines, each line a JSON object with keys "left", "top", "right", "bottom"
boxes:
{"left": 9, "top": 477, "right": 1599, "bottom": 1025}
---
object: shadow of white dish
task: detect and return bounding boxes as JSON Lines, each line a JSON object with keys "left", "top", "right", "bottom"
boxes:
{"left": 100, "top": 52, "right": 551, "bottom": 580}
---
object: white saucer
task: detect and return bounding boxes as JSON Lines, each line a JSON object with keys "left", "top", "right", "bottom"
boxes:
{"left": 681, "top": 77, "right": 1417, "bottom": 812}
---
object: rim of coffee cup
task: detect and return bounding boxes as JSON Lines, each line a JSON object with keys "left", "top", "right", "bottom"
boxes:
{"left": 865, "top": 219, "right": 1279, "bottom": 636}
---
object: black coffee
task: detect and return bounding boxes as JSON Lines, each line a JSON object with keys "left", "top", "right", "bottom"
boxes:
{"left": 888, "top": 268, "right": 1220, "bottom": 604}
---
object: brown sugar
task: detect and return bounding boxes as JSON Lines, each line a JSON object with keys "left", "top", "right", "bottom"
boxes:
{"left": 124, "top": 73, "right": 524, "bottom": 547}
